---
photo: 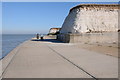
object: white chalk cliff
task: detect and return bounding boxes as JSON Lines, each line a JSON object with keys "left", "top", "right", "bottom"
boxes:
{"left": 60, "top": 4, "right": 119, "bottom": 34}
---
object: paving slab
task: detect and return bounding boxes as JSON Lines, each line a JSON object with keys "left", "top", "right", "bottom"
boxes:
{"left": 2, "top": 40, "right": 91, "bottom": 78}
{"left": 48, "top": 42, "right": 118, "bottom": 78}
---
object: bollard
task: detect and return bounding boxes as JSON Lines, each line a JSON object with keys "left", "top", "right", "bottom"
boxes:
{"left": 41, "top": 36, "right": 43, "bottom": 40}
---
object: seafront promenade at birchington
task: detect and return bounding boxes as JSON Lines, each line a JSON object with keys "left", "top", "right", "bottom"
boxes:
{"left": 2, "top": 36, "right": 118, "bottom": 78}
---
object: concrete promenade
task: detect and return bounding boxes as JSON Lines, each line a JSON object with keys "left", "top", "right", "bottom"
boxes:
{"left": 2, "top": 37, "right": 118, "bottom": 78}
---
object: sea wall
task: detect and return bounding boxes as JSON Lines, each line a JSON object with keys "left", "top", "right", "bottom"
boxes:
{"left": 57, "top": 32, "right": 119, "bottom": 44}
{"left": 1, "top": 41, "right": 28, "bottom": 78}
{"left": 60, "top": 4, "right": 119, "bottom": 34}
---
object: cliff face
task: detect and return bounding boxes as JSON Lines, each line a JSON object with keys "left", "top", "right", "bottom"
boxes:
{"left": 60, "top": 4, "right": 119, "bottom": 34}
{"left": 49, "top": 28, "right": 61, "bottom": 35}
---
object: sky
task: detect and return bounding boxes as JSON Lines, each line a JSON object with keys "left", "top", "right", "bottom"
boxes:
{"left": 2, "top": 2, "right": 119, "bottom": 34}
{"left": 1, "top": 0, "right": 120, "bottom": 2}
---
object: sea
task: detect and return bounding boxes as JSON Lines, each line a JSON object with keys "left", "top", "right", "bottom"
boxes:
{"left": 1, "top": 34, "right": 35, "bottom": 59}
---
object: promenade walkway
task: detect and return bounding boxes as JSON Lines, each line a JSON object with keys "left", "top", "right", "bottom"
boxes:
{"left": 2, "top": 37, "right": 118, "bottom": 78}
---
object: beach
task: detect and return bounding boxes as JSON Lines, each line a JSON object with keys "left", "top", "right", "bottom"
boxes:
{"left": 1, "top": 36, "right": 118, "bottom": 78}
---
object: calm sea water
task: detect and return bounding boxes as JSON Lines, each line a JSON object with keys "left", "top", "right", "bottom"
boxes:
{"left": 2, "top": 34, "right": 35, "bottom": 59}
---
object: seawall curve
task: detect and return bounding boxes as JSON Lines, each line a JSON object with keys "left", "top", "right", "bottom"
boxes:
{"left": 1, "top": 40, "right": 29, "bottom": 78}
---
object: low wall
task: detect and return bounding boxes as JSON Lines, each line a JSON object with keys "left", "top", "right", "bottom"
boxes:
{"left": 57, "top": 34, "right": 70, "bottom": 43}
{"left": 57, "top": 32, "right": 119, "bottom": 45}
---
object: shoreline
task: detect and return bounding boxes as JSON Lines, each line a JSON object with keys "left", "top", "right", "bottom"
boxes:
{"left": 1, "top": 35, "right": 53, "bottom": 77}
{"left": 1, "top": 40, "right": 29, "bottom": 77}
{"left": 2, "top": 34, "right": 35, "bottom": 60}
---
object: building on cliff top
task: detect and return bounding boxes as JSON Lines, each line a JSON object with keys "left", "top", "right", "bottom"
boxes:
{"left": 60, "top": 4, "right": 119, "bottom": 34}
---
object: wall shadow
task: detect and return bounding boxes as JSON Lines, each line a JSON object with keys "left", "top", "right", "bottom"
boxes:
{"left": 31, "top": 39, "right": 64, "bottom": 43}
